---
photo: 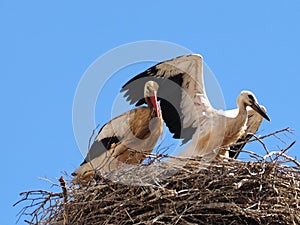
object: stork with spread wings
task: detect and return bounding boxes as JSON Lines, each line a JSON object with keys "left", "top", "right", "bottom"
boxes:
{"left": 121, "top": 54, "right": 270, "bottom": 160}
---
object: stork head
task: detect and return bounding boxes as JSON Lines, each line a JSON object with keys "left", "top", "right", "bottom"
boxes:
{"left": 144, "top": 81, "right": 161, "bottom": 117}
{"left": 238, "top": 91, "right": 270, "bottom": 121}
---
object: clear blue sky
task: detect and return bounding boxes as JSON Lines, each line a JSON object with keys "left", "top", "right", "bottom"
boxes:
{"left": 1, "top": 1, "right": 299, "bottom": 224}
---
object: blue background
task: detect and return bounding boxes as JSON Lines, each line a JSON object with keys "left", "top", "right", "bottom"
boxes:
{"left": 1, "top": 1, "right": 299, "bottom": 224}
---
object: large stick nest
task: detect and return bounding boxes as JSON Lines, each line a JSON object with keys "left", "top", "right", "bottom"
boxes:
{"left": 15, "top": 128, "right": 300, "bottom": 225}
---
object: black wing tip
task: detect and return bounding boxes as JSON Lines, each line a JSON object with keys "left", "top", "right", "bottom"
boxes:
{"left": 71, "top": 172, "right": 77, "bottom": 176}
{"left": 229, "top": 143, "right": 244, "bottom": 159}
{"left": 121, "top": 67, "right": 156, "bottom": 89}
{"left": 136, "top": 99, "right": 146, "bottom": 106}
{"left": 228, "top": 149, "right": 239, "bottom": 159}
{"left": 80, "top": 160, "right": 87, "bottom": 166}
{"left": 229, "top": 134, "right": 254, "bottom": 159}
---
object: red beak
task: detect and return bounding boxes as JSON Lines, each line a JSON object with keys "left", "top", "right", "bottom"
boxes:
{"left": 149, "top": 91, "right": 160, "bottom": 117}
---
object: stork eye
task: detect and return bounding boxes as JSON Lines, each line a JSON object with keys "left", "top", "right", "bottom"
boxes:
{"left": 248, "top": 94, "right": 255, "bottom": 102}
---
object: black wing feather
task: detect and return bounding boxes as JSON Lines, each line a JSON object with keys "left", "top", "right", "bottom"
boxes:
{"left": 229, "top": 134, "right": 252, "bottom": 159}
{"left": 80, "top": 124, "right": 120, "bottom": 166}
{"left": 229, "top": 113, "right": 261, "bottom": 159}
{"left": 121, "top": 55, "right": 202, "bottom": 144}
{"left": 121, "top": 66, "right": 160, "bottom": 105}
{"left": 121, "top": 65, "right": 190, "bottom": 142}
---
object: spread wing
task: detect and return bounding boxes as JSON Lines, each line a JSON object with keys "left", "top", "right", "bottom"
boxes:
{"left": 121, "top": 54, "right": 212, "bottom": 144}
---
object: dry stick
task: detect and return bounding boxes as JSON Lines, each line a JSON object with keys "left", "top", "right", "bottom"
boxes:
{"left": 274, "top": 134, "right": 288, "bottom": 145}
{"left": 88, "top": 124, "right": 100, "bottom": 150}
{"left": 263, "top": 141, "right": 299, "bottom": 166}
{"left": 59, "top": 176, "right": 69, "bottom": 225}
{"left": 14, "top": 190, "right": 62, "bottom": 224}
{"left": 251, "top": 134, "right": 271, "bottom": 159}
{"left": 85, "top": 124, "right": 101, "bottom": 173}
{"left": 38, "top": 177, "right": 60, "bottom": 187}
{"left": 259, "top": 127, "right": 292, "bottom": 139}
{"left": 274, "top": 128, "right": 295, "bottom": 145}
{"left": 24, "top": 220, "right": 35, "bottom": 225}
{"left": 231, "top": 127, "right": 291, "bottom": 151}
{"left": 273, "top": 140, "right": 296, "bottom": 161}
{"left": 124, "top": 208, "right": 134, "bottom": 223}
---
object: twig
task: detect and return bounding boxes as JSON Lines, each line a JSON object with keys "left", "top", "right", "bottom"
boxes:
{"left": 263, "top": 141, "right": 299, "bottom": 166}
{"left": 88, "top": 124, "right": 100, "bottom": 152}
{"left": 59, "top": 176, "right": 69, "bottom": 225}
{"left": 251, "top": 134, "right": 270, "bottom": 156}
{"left": 14, "top": 189, "right": 62, "bottom": 224}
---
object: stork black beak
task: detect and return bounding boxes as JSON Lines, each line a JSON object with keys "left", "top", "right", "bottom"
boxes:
{"left": 250, "top": 102, "right": 270, "bottom": 121}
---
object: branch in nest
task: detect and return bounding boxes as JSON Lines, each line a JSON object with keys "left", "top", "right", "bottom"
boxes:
{"left": 14, "top": 186, "right": 63, "bottom": 224}
{"left": 263, "top": 141, "right": 298, "bottom": 166}
{"left": 59, "top": 176, "right": 69, "bottom": 225}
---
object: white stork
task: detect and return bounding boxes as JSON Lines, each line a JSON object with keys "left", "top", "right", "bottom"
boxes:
{"left": 72, "top": 81, "right": 163, "bottom": 183}
{"left": 121, "top": 54, "right": 270, "bottom": 161}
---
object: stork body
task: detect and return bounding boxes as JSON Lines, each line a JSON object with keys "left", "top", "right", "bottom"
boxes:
{"left": 229, "top": 106, "right": 267, "bottom": 159}
{"left": 121, "top": 54, "right": 270, "bottom": 161}
{"left": 72, "top": 81, "right": 163, "bottom": 183}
